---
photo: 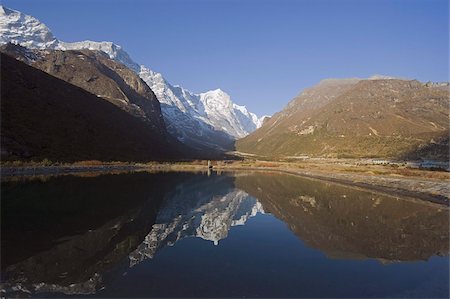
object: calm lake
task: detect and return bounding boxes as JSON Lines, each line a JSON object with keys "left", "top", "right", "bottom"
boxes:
{"left": 1, "top": 171, "right": 449, "bottom": 298}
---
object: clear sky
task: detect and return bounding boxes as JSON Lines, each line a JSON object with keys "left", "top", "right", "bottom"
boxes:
{"left": 3, "top": 0, "right": 449, "bottom": 116}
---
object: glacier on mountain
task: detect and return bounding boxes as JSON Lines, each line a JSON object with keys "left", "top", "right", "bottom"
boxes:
{"left": 0, "top": 5, "right": 265, "bottom": 149}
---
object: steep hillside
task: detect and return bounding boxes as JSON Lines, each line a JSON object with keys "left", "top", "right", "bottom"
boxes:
{"left": 237, "top": 78, "right": 449, "bottom": 160}
{"left": 139, "top": 68, "right": 264, "bottom": 150}
{"left": 240, "top": 78, "right": 360, "bottom": 147}
{"left": 1, "top": 53, "right": 183, "bottom": 162}
{"left": 31, "top": 48, "right": 167, "bottom": 134}
{"left": 0, "top": 43, "right": 167, "bottom": 135}
{"left": 0, "top": 5, "right": 264, "bottom": 151}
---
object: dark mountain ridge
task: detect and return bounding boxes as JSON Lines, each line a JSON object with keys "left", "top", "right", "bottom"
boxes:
{"left": 1, "top": 53, "right": 184, "bottom": 162}
{"left": 2, "top": 43, "right": 167, "bottom": 133}
{"left": 1, "top": 43, "right": 232, "bottom": 160}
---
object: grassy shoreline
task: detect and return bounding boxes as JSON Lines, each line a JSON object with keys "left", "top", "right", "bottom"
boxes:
{"left": 2, "top": 159, "right": 449, "bottom": 205}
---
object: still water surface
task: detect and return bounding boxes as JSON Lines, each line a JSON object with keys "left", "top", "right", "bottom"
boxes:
{"left": 1, "top": 171, "right": 449, "bottom": 298}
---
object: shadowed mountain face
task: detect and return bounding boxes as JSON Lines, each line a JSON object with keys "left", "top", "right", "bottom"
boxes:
{"left": 237, "top": 78, "right": 450, "bottom": 160}
{"left": 0, "top": 43, "right": 234, "bottom": 159}
{"left": 0, "top": 53, "right": 185, "bottom": 162}
{"left": 235, "top": 172, "right": 449, "bottom": 261}
{"left": 33, "top": 49, "right": 168, "bottom": 133}
{"left": 2, "top": 43, "right": 167, "bottom": 134}
{"left": 0, "top": 4, "right": 265, "bottom": 152}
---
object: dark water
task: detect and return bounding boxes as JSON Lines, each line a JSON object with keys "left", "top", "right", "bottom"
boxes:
{"left": 1, "top": 171, "right": 449, "bottom": 298}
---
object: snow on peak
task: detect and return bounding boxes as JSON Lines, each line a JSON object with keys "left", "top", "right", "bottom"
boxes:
{"left": 139, "top": 68, "right": 263, "bottom": 140}
{"left": 233, "top": 104, "right": 266, "bottom": 129}
{"left": 59, "top": 40, "right": 140, "bottom": 72}
{"left": 0, "top": 5, "right": 262, "bottom": 147}
{"left": 197, "top": 88, "right": 265, "bottom": 138}
{"left": 200, "top": 89, "right": 233, "bottom": 109}
{"left": 0, "top": 5, "right": 58, "bottom": 49}
{"left": 0, "top": 5, "right": 12, "bottom": 15}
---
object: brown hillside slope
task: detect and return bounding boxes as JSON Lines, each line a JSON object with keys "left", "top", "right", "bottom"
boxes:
{"left": 237, "top": 78, "right": 449, "bottom": 160}
{"left": 0, "top": 43, "right": 168, "bottom": 135}
{"left": 1, "top": 53, "right": 182, "bottom": 162}
{"left": 32, "top": 49, "right": 167, "bottom": 134}
{"left": 248, "top": 79, "right": 360, "bottom": 142}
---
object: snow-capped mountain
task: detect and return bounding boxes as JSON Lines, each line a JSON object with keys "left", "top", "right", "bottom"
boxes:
{"left": 60, "top": 40, "right": 141, "bottom": 73}
{"left": 0, "top": 6, "right": 58, "bottom": 48}
{"left": 199, "top": 89, "right": 263, "bottom": 138}
{"left": 0, "top": 6, "right": 265, "bottom": 150}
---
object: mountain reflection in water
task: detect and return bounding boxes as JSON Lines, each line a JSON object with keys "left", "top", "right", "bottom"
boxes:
{"left": 1, "top": 171, "right": 448, "bottom": 298}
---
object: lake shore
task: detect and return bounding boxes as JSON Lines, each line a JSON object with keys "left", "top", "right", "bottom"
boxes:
{"left": 221, "top": 166, "right": 450, "bottom": 206}
{"left": 1, "top": 161, "right": 449, "bottom": 205}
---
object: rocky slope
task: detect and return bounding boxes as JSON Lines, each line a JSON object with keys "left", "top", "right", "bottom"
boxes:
{"left": 31, "top": 48, "right": 167, "bottom": 134}
{"left": 1, "top": 53, "right": 181, "bottom": 162}
{"left": 0, "top": 5, "right": 264, "bottom": 151}
{"left": 237, "top": 78, "right": 449, "bottom": 160}
{"left": 139, "top": 67, "right": 264, "bottom": 150}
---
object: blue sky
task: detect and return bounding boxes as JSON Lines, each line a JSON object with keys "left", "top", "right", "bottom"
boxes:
{"left": 4, "top": 0, "right": 449, "bottom": 116}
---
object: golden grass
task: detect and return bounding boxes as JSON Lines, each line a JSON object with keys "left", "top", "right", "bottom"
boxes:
{"left": 2, "top": 159, "right": 448, "bottom": 181}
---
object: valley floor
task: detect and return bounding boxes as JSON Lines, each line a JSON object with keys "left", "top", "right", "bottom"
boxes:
{"left": 1, "top": 159, "right": 449, "bottom": 205}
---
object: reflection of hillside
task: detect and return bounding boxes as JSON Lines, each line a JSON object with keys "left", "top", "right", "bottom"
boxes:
{"left": 129, "top": 173, "right": 262, "bottom": 266}
{"left": 236, "top": 172, "right": 449, "bottom": 262}
{"left": 1, "top": 172, "right": 263, "bottom": 296}
{"left": 0, "top": 172, "right": 196, "bottom": 295}
{"left": 3, "top": 171, "right": 447, "bottom": 297}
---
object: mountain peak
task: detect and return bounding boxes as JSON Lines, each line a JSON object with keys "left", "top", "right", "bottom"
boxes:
{"left": 204, "top": 88, "right": 228, "bottom": 96}
{"left": 0, "top": 5, "right": 58, "bottom": 49}
{"left": 0, "top": 5, "right": 14, "bottom": 16}
{"left": 59, "top": 40, "right": 140, "bottom": 72}
{"left": 201, "top": 89, "right": 232, "bottom": 106}
{"left": 0, "top": 6, "right": 263, "bottom": 149}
